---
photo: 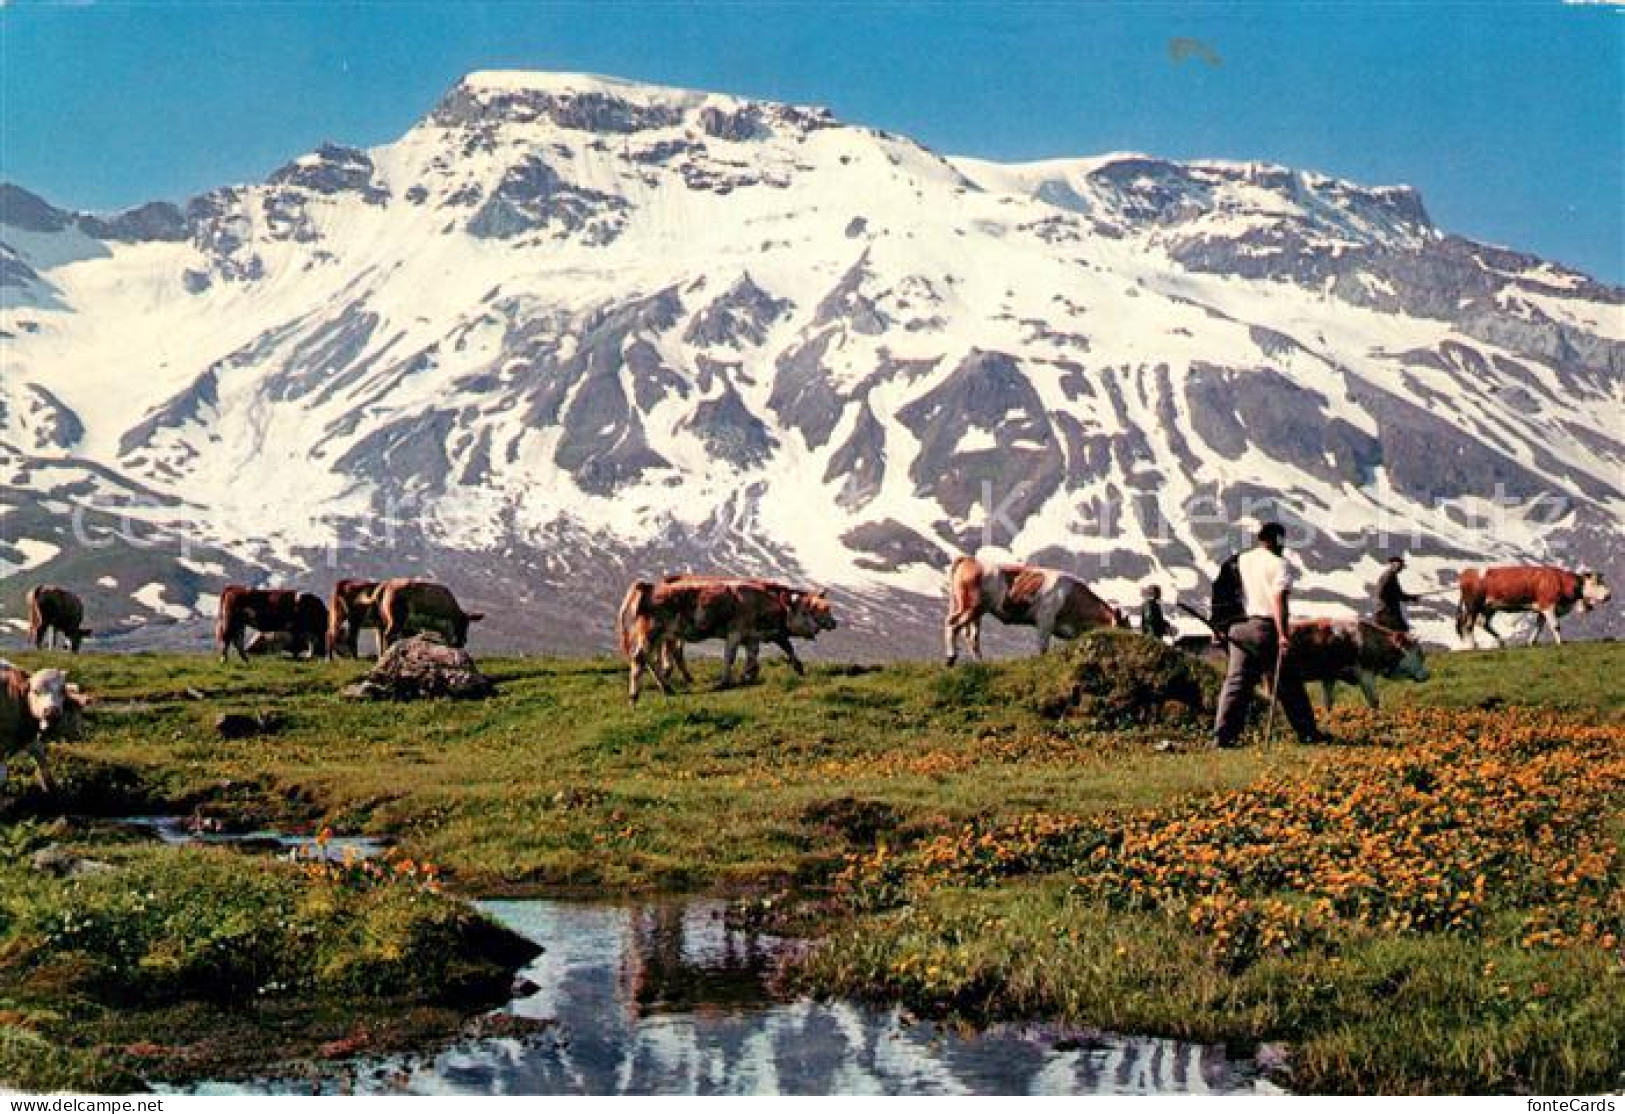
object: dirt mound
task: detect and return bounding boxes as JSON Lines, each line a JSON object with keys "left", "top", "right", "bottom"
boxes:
{"left": 1026, "top": 629, "right": 1217, "bottom": 728}
{"left": 342, "top": 636, "right": 495, "bottom": 701}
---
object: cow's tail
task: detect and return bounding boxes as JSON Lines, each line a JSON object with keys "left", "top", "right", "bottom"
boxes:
{"left": 1455, "top": 569, "right": 1482, "bottom": 639}
{"left": 617, "top": 581, "right": 654, "bottom": 659}
{"left": 946, "top": 555, "right": 978, "bottom": 619}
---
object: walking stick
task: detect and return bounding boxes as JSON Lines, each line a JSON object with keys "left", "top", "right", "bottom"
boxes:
{"left": 1262, "top": 631, "right": 1287, "bottom": 753}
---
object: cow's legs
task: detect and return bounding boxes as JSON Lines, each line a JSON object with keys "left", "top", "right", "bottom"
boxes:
{"left": 670, "top": 641, "right": 694, "bottom": 685}
{"left": 1480, "top": 612, "right": 1504, "bottom": 646}
{"left": 1321, "top": 679, "right": 1337, "bottom": 712}
{"left": 1527, "top": 612, "right": 1547, "bottom": 646}
{"left": 1545, "top": 608, "right": 1564, "bottom": 646}
{"left": 969, "top": 619, "right": 983, "bottom": 662}
{"left": 774, "top": 635, "right": 806, "bottom": 676}
{"left": 719, "top": 634, "right": 742, "bottom": 688}
{"left": 944, "top": 612, "right": 967, "bottom": 666}
{"left": 742, "top": 641, "right": 763, "bottom": 683}
{"left": 1035, "top": 618, "right": 1053, "bottom": 656}
{"left": 629, "top": 633, "right": 672, "bottom": 705}
{"left": 1358, "top": 672, "right": 1380, "bottom": 710}
{"left": 29, "top": 743, "right": 55, "bottom": 794}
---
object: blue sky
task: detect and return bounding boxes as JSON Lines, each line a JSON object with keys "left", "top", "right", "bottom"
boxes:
{"left": 2, "top": 1, "right": 1621, "bottom": 282}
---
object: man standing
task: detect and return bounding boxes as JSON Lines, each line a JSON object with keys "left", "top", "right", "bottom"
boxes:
{"left": 1212, "top": 522, "right": 1320, "bottom": 748}
{"left": 1373, "top": 554, "right": 1419, "bottom": 633}
{"left": 1139, "top": 584, "right": 1172, "bottom": 641}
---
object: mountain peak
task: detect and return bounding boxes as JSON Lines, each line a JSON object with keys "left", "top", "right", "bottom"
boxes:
{"left": 456, "top": 69, "right": 702, "bottom": 103}
{"left": 429, "top": 70, "right": 837, "bottom": 138}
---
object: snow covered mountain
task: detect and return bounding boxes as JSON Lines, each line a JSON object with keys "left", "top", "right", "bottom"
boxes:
{"left": 3, "top": 71, "right": 1621, "bottom": 653}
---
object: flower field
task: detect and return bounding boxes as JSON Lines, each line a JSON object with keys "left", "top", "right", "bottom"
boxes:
{"left": 810, "top": 703, "right": 1625, "bottom": 1092}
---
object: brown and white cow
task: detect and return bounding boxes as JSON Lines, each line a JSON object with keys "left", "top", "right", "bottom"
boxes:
{"left": 1285, "top": 619, "right": 1430, "bottom": 710}
{"left": 617, "top": 576, "right": 837, "bottom": 703}
{"left": 326, "top": 578, "right": 383, "bottom": 660}
{"left": 944, "top": 555, "right": 1127, "bottom": 665}
{"left": 216, "top": 587, "right": 329, "bottom": 663}
{"left": 1, "top": 660, "right": 84, "bottom": 793}
{"left": 26, "top": 585, "right": 91, "bottom": 653}
{"left": 373, "top": 579, "right": 484, "bottom": 652}
{"left": 1457, "top": 566, "right": 1612, "bottom": 647}
{"left": 657, "top": 575, "right": 836, "bottom": 685}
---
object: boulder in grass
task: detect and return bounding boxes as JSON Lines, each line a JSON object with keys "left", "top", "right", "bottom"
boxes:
{"left": 342, "top": 635, "right": 495, "bottom": 701}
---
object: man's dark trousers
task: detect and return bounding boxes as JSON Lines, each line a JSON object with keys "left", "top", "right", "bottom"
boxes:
{"left": 1213, "top": 617, "right": 1319, "bottom": 747}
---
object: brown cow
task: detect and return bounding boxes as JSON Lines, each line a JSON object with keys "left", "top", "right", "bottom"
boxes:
{"left": 215, "top": 587, "right": 329, "bottom": 663}
{"left": 944, "top": 555, "right": 1127, "bottom": 665}
{"left": 1457, "top": 566, "right": 1612, "bottom": 647}
{"left": 327, "top": 578, "right": 383, "bottom": 660}
{"left": 617, "top": 576, "right": 836, "bottom": 703}
{"left": 652, "top": 575, "right": 836, "bottom": 686}
{"left": 373, "top": 579, "right": 483, "bottom": 651}
{"left": 1, "top": 660, "right": 84, "bottom": 793}
{"left": 1285, "top": 619, "right": 1430, "bottom": 710}
{"left": 26, "top": 586, "right": 91, "bottom": 653}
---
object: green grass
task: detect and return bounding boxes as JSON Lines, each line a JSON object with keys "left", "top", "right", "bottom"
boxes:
{"left": 0, "top": 823, "right": 537, "bottom": 1091}
{"left": 5, "top": 639, "right": 1284, "bottom": 893}
{"left": 1, "top": 636, "right": 1620, "bottom": 1093}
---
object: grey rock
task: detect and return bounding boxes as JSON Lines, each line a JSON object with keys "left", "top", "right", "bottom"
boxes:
{"left": 684, "top": 380, "right": 777, "bottom": 467}
{"left": 268, "top": 143, "right": 389, "bottom": 203}
{"left": 841, "top": 520, "right": 942, "bottom": 571}
{"left": 0, "top": 184, "right": 72, "bottom": 232}
{"left": 432, "top": 83, "right": 684, "bottom": 134}
{"left": 825, "top": 401, "right": 887, "bottom": 509}
{"left": 769, "top": 330, "right": 846, "bottom": 450}
{"left": 31, "top": 846, "right": 117, "bottom": 878}
{"left": 683, "top": 273, "right": 790, "bottom": 348}
{"left": 20, "top": 384, "right": 85, "bottom": 450}
{"left": 897, "top": 349, "right": 1063, "bottom": 538}
{"left": 812, "top": 252, "right": 887, "bottom": 335}
{"left": 468, "top": 156, "right": 628, "bottom": 242}
{"left": 698, "top": 105, "right": 765, "bottom": 141}
{"left": 78, "top": 201, "right": 188, "bottom": 243}
{"left": 343, "top": 636, "right": 495, "bottom": 701}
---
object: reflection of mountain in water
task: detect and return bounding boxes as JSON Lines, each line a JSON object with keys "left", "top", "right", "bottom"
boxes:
{"left": 182, "top": 899, "right": 1279, "bottom": 1096}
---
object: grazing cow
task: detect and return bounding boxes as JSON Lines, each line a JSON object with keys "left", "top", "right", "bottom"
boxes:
{"left": 1, "top": 660, "right": 84, "bottom": 793}
{"left": 327, "top": 578, "right": 383, "bottom": 660}
{"left": 1285, "top": 619, "right": 1430, "bottom": 710}
{"left": 944, "top": 555, "right": 1127, "bottom": 665}
{"left": 617, "top": 576, "right": 837, "bottom": 703}
{"left": 655, "top": 575, "right": 836, "bottom": 685}
{"left": 373, "top": 579, "right": 484, "bottom": 651}
{"left": 216, "top": 587, "right": 329, "bottom": 663}
{"left": 26, "top": 586, "right": 91, "bottom": 653}
{"left": 1457, "top": 566, "right": 1612, "bottom": 647}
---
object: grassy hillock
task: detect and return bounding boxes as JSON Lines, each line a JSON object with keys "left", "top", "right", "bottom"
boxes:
{"left": 0, "top": 822, "right": 537, "bottom": 1091}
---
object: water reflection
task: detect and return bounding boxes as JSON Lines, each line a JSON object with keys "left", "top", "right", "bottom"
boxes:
{"left": 182, "top": 899, "right": 1278, "bottom": 1096}
{"left": 119, "top": 815, "right": 389, "bottom": 861}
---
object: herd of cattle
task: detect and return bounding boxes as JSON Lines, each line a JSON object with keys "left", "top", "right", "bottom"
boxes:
{"left": 1, "top": 557, "right": 1611, "bottom": 793}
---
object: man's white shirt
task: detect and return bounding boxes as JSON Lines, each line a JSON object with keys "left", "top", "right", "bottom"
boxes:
{"left": 1239, "top": 546, "right": 1296, "bottom": 620}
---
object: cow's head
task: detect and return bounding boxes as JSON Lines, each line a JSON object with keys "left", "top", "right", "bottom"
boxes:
{"left": 1387, "top": 634, "right": 1430, "bottom": 683}
{"left": 788, "top": 590, "right": 837, "bottom": 637}
{"left": 27, "top": 669, "right": 84, "bottom": 737}
{"left": 1579, "top": 571, "right": 1611, "bottom": 611}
